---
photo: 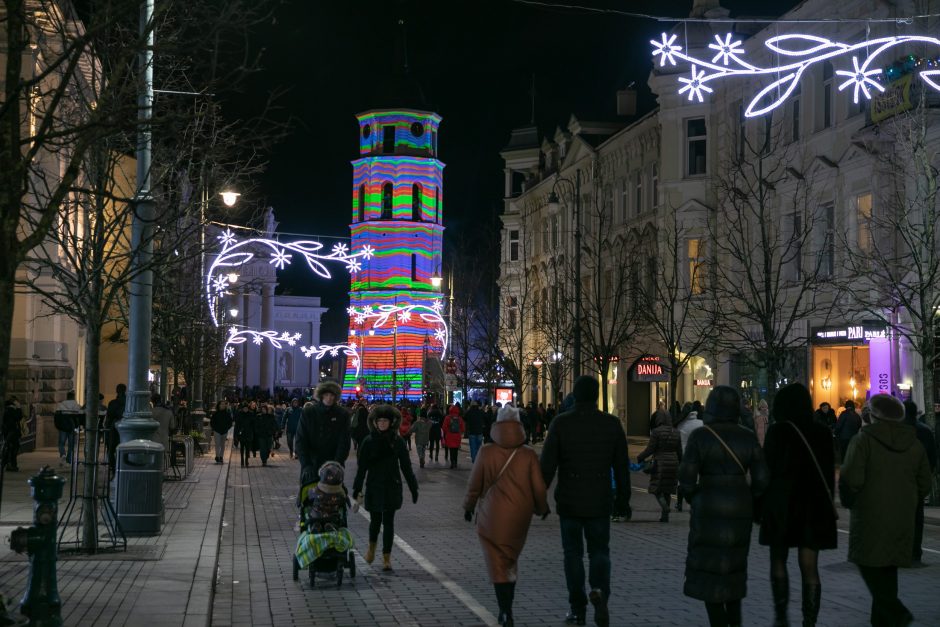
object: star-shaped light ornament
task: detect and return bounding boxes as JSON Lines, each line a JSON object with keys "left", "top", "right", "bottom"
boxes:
{"left": 651, "top": 33, "right": 681, "bottom": 67}
{"left": 360, "top": 245, "right": 375, "bottom": 259}
{"left": 678, "top": 65, "right": 714, "bottom": 103}
{"left": 212, "top": 275, "right": 229, "bottom": 293}
{"left": 836, "top": 56, "right": 884, "bottom": 104}
{"left": 332, "top": 242, "right": 348, "bottom": 256}
{"left": 398, "top": 311, "right": 412, "bottom": 323}
{"left": 709, "top": 33, "right": 744, "bottom": 66}
{"left": 224, "top": 346, "right": 235, "bottom": 360}
{"left": 351, "top": 358, "right": 360, "bottom": 369}
{"left": 354, "top": 314, "right": 366, "bottom": 325}
{"left": 346, "top": 306, "right": 357, "bottom": 316}
{"left": 434, "top": 328, "right": 446, "bottom": 342}
{"left": 330, "top": 348, "right": 339, "bottom": 357}
{"left": 270, "top": 249, "right": 292, "bottom": 269}
{"left": 217, "top": 229, "right": 237, "bottom": 247}
{"left": 431, "top": 300, "right": 443, "bottom": 313}
{"left": 349, "top": 341, "right": 358, "bottom": 350}
{"left": 347, "top": 259, "right": 362, "bottom": 273}
{"left": 252, "top": 335, "right": 264, "bottom": 345}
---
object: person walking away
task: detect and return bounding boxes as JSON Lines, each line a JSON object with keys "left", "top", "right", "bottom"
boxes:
{"left": 482, "top": 405, "right": 496, "bottom": 444}
{"left": 464, "top": 401, "right": 485, "bottom": 463}
{"left": 2, "top": 397, "right": 24, "bottom": 472}
{"left": 256, "top": 404, "right": 279, "bottom": 466}
{"left": 176, "top": 399, "right": 190, "bottom": 435}
{"left": 399, "top": 407, "right": 413, "bottom": 451}
{"left": 834, "top": 400, "right": 861, "bottom": 462}
{"left": 650, "top": 401, "right": 670, "bottom": 435}
{"left": 674, "top": 402, "right": 704, "bottom": 512}
{"left": 464, "top": 404, "right": 550, "bottom": 626}
{"left": 636, "top": 409, "right": 682, "bottom": 522}
{"left": 235, "top": 402, "right": 255, "bottom": 467}
{"left": 352, "top": 400, "right": 370, "bottom": 451}
{"left": 409, "top": 410, "right": 431, "bottom": 468}
{"left": 246, "top": 400, "right": 260, "bottom": 458}
{"left": 443, "top": 404, "right": 465, "bottom": 469}
{"left": 754, "top": 399, "right": 769, "bottom": 446}
{"left": 759, "top": 384, "right": 837, "bottom": 627}
{"left": 903, "top": 400, "right": 937, "bottom": 566}
{"left": 679, "top": 385, "right": 770, "bottom": 627}
{"left": 295, "top": 380, "right": 351, "bottom": 485}
{"left": 839, "top": 394, "right": 931, "bottom": 626}
{"left": 540, "top": 376, "right": 631, "bottom": 627}
{"left": 210, "top": 400, "right": 232, "bottom": 464}
{"left": 55, "top": 391, "right": 83, "bottom": 465}
{"left": 427, "top": 403, "right": 444, "bottom": 462}
{"left": 105, "top": 383, "right": 126, "bottom": 479}
{"left": 273, "top": 402, "right": 286, "bottom": 450}
{"left": 352, "top": 404, "right": 419, "bottom": 571}
{"left": 285, "top": 398, "right": 303, "bottom": 459}
{"left": 150, "top": 395, "right": 176, "bottom": 469}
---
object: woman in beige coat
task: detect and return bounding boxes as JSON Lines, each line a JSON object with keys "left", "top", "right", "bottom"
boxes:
{"left": 463, "top": 404, "right": 549, "bottom": 627}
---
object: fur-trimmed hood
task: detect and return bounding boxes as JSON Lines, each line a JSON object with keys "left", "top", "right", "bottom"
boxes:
{"left": 315, "top": 380, "right": 342, "bottom": 400}
{"left": 368, "top": 404, "right": 402, "bottom": 433}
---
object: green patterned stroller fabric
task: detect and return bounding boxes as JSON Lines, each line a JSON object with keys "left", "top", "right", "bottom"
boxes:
{"left": 294, "top": 529, "right": 355, "bottom": 569}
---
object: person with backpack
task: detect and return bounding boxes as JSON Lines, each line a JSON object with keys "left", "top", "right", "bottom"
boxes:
{"left": 210, "top": 400, "right": 233, "bottom": 464}
{"left": 55, "top": 391, "right": 83, "bottom": 465}
{"left": 399, "top": 406, "right": 413, "bottom": 451}
{"left": 427, "top": 403, "right": 444, "bottom": 463}
{"left": 235, "top": 402, "right": 256, "bottom": 467}
{"left": 443, "top": 403, "right": 465, "bottom": 469}
{"left": 409, "top": 410, "right": 432, "bottom": 468}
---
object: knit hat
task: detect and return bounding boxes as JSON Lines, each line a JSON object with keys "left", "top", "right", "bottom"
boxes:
{"left": 869, "top": 394, "right": 904, "bottom": 422}
{"left": 317, "top": 461, "right": 345, "bottom": 494}
{"left": 496, "top": 405, "right": 520, "bottom": 422}
{"left": 572, "top": 375, "right": 599, "bottom": 403}
{"left": 703, "top": 385, "right": 741, "bottom": 423}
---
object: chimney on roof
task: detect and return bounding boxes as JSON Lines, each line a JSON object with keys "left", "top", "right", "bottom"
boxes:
{"left": 616, "top": 84, "right": 636, "bottom": 117}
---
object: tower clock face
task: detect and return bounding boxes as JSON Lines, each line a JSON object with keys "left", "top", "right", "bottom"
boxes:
{"left": 410, "top": 122, "right": 424, "bottom": 137}
{"left": 362, "top": 125, "right": 371, "bottom": 139}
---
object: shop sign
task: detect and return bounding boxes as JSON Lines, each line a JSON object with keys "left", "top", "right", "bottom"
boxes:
{"left": 811, "top": 322, "right": 887, "bottom": 344}
{"left": 630, "top": 355, "right": 669, "bottom": 382}
{"left": 694, "top": 379, "right": 713, "bottom": 387}
{"left": 495, "top": 387, "right": 513, "bottom": 405}
{"left": 869, "top": 337, "right": 893, "bottom": 394}
{"left": 871, "top": 74, "right": 913, "bottom": 123}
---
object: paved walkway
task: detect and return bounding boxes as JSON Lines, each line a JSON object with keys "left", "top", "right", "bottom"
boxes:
{"left": 0, "top": 439, "right": 938, "bottom": 626}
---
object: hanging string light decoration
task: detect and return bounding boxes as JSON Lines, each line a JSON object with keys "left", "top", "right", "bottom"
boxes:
{"left": 300, "top": 343, "right": 362, "bottom": 380}
{"left": 222, "top": 328, "right": 302, "bottom": 364}
{"left": 652, "top": 32, "right": 940, "bottom": 116}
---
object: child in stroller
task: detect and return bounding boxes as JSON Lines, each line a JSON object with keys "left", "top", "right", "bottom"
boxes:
{"left": 293, "top": 461, "right": 356, "bottom": 587}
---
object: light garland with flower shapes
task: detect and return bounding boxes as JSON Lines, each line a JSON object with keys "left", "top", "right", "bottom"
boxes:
{"left": 206, "top": 228, "right": 375, "bottom": 328}
{"left": 222, "top": 328, "right": 302, "bottom": 364}
{"left": 299, "top": 343, "right": 361, "bottom": 380}
{"left": 347, "top": 300, "right": 449, "bottom": 361}
{"left": 651, "top": 32, "right": 940, "bottom": 117}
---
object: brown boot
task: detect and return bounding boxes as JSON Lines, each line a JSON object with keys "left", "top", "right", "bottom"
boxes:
{"left": 382, "top": 552, "right": 392, "bottom": 571}
{"left": 365, "top": 542, "right": 376, "bottom": 564}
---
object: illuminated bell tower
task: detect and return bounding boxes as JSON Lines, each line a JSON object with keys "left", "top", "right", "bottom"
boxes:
{"left": 342, "top": 109, "right": 446, "bottom": 400}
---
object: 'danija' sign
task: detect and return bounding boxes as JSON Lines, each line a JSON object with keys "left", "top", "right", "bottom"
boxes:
{"left": 630, "top": 355, "right": 669, "bottom": 383}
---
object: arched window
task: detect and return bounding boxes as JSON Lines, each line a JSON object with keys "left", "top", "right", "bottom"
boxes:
{"left": 411, "top": 254, "right": 417, "bottom": 282}
{"left": 382, "top": 182, "right": 393, "bottom": 218}
{"left": 358, "top": 184, "right": 365, "bottom": 222}
{"left": 434, "top": 186, "right": 440, "bottom": 223}
{"left": 412, "top": 183, "right": 422, "bottom": 221}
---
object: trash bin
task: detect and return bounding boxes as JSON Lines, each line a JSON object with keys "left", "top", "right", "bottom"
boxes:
{"left": 114, "top": 440, "right": 164, "bottom": 534}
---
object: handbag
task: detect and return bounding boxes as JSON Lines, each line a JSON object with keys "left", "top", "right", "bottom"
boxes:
{"left": 785, "top": 421, "right": 839, "bottom": 520}
{"left": 474, "top": 448, "right": 519, "bottom": 521}
{"left": 702, "top": 425, "right": 748, "bottom": 484}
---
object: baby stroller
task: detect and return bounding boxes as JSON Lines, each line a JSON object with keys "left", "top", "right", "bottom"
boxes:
{"left": 292, "top": 461, "right": 356, "bottom": 588}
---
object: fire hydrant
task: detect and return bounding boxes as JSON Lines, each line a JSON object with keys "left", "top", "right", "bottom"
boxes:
{"left": 10, "top": 466, "right": 65, "bottom": 626}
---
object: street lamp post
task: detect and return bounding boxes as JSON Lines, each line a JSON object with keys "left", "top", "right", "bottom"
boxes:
{"left": 548, "top": 171, "right": 582, "bottom": 380}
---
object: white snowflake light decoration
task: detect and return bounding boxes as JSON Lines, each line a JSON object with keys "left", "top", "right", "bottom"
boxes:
{"left": 348, "top": 302, "right": 449, "bottom": 360}
{"left": 300, "top": 343, "right": 361, "bottom": 380}
{"left": 652, "top": 32, "right": 940, "bottom": 117}
{"left": 270, "top": 249, "right": 292, "bottom": 269}
{"left": 222, "top": 329, "right": 303, "bottom": 364}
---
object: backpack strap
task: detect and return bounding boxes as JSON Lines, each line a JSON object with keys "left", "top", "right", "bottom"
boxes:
{"left": 785, "top": 421, "right": 838, "bottom": 519}
{"left": 702, "top": 425, "right": 746, "bottom": 475}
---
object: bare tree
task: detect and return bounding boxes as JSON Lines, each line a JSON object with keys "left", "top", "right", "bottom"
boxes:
{"left": 709, "top": 114, "right": 833, "bottom": 410}
{"left": 536, "top": 254, "right": 574, "bottom": 406}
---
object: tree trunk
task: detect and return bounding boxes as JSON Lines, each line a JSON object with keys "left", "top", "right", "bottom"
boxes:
{"left": 81, "top": 322, "right": 102, "bottom": 552}
{"left": 920, "top": 334, "right": 939, "bottom": 505}
{"left": 0, "top": 270, "right": 15, "bottom": 404}
{"left": 600, "top": 359, "right": 609, "bottom": 414}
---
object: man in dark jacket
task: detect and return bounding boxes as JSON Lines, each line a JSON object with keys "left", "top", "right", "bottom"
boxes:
{"left": 295, "top": 380, "right": 351, "bottom": 485}
{"left": 835, "top": 400, "right": 862, "bottom": 461}
{"left": 2, "top": 397, "right": 24, "bottom": 471}
{"left": 903, "top": 400, "right": 937, "bottom": 565}
{"left": 541, "top": 376, "right": 631, "bottom": 627}
{"left": 105, "top": 384, "right": 126, "bottom": 478}
{"left": 813, "top": 402, "right": 837, "bottom": 431}
{"left": 464, "top": 401, "right": 485, "bottom": 462}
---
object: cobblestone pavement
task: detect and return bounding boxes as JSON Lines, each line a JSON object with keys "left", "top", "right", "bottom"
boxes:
{"left": 212, "top": 442, "right": 940, "bottom": 627}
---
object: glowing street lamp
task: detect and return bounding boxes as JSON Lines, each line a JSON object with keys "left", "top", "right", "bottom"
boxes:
{"left": 228, "top": 307, "right": 239, "bottom": 319}
{"left": 220, "top": 191, "right": 241, "bottom": 207}
{"left": 226, "top": 272, "right": 239, "bottom": 284}
{"left": 430, "top": 274, "right": 443, "bottom": 288}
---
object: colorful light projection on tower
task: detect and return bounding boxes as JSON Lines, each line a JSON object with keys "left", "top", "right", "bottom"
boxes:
{"left": 343, "top": 109, "right": 446, "bottom": 400}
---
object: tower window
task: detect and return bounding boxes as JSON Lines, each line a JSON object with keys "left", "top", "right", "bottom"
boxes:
{"left": 435, "top": 187, "right": 440, "bottom": 223}
{"left": 411, "top": 254, "right": 417, "bottom": 282}
{"left": 412, "top": 183, "right": 422, "bottom": 221}
{"left": 358, "top": 184, "right": 365, "bottom": 222}
{"left": 383, "top": 126, "right": 395, "bottom": 153}
{"left": 382, "top": 183, "right": 393, "bottom": 218}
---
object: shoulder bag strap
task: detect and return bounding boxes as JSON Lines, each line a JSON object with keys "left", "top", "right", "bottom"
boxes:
{"left": 478, "top": 447, "right": 520, "bottom": 503}
{"left": 702, "top": 425, "right": 746, "bottom": 476}
{"left": 785, "top": 421, "right": 839, "bottom": 518}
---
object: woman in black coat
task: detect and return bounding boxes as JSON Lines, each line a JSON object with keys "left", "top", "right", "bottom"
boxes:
{"left": 759, "top": 383, "right": 836, "bottom": 627}
{"left": 636, "top": 410, "right": 682, "bottom": 522}
{"left": 234, "top": 404, "right": 256, "bottom": 467}
{"left": 679, "top": 386, "right": 770, "bottom": 627}
{"left": 352, "top": 404, "right": 418, "bottom": 572}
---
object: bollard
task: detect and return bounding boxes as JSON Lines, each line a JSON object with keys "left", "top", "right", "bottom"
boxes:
{"left": 10, "top": 466, "right": 65, "bottom": 627}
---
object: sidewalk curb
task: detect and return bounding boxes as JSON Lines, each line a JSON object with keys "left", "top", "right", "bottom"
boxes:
{"left": 199, "top": 445, "right": 232, "bottom": 627}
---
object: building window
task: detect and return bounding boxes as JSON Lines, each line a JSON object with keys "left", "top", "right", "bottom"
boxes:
{"left": 509, "top": 229, "right": 520, "bottom": 262}
{"left": 507, "top": 296, "right": 518, "bottom": 330}
{"left": 383, "top": 125, "right": 395, "bottom": 153}
{"left": 822, "top": 62, "right": 833, "bottom": 129}
{"left": 620, "top": 179, "right": 628, "bottom": 222}
{"left": 435, "top": 186, "right": 440, "bottom": 223}
{"left": 688, "top": 238, "right": 705, "bottom": 294}
{"left": 411, "top": 254, "right": 417, "bottom": 282}
{"left": 542, "top": 218, "right": 550, "bottom": 251}
{"left": 551, "top": 215, "right": 558, "bottom": 248}
{"left": 788, "top": 213, "right": 803, "bottom": 280}
{"left": 412, "top": 183, "right": 422, "bottom": 221}
{"left": 791, "top": 87, "right": 801, "bottom": 142}
{"left": 382, "top": 182, "right": 393, "bottom": 218}
{"left": 649, "top": 163, "right": 658, "bottom": 211}
{"left": 358, "top": 184, "right": 365, "bottom": 222}
{"left": 857, "top": 193, "right": 872, "bottom": 254}
{"left": 818, "top": 202, "right": 834, "bottom": 277}
{"left": 634, "top": 170, "right": 643, "bottom": 215}
{"left": 687, "top": 118, "right": 707, "bottom": 176}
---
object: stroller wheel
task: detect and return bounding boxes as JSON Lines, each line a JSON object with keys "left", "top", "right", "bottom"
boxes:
{"left": 349, "top": 552, "right": 356, "bottom": 579}
{"left": 309, "top": 565, "right": 315, "bottom": 588}
{"left": 336, "top": 563, "right": 344, "bottom": 588}
{"left": 292, "top": 557, "right": 299, "bottom": 581}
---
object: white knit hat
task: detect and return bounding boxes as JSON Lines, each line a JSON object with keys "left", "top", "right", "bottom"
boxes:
{"left": 497, "top": 404, "right": 520, "bottom": 422}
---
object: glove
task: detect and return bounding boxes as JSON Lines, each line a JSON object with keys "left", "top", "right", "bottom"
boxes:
{"left": 464, "top": 510, "right": 473, "bottom": 522}
{"left": 412, "top": 491, "right": 418, "bottom": 504}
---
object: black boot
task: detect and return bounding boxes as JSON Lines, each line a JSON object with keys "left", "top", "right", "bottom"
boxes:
{"left": 801, "top": 583, "right": 821, "bottom": 627}
{"left": 656, "top": 495, "right": 670, "bottom": 522}
{"left": 494, "top": 583, "right": 513, "bottom": 626}
{"left": 771, "top": 576, "right": 789, "bottom": 627}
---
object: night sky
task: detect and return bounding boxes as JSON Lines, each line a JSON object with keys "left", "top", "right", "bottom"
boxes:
{"left": 227, "top": 0, "right": 799, "bottom": 342}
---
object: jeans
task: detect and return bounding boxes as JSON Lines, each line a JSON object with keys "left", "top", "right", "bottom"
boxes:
{"left": 468, "top": 434, "right": 483, "bottom": 463}
{"left": 214, "top": 431, "right": 227, "bottom": 460}
{"left": 416, "top": 443, "right": 427, "bottom": 464}
{"left": 428, "top": 437, "right": 440, "bottom": 460}
{"left": 560, "top": 515, "right": 611, "bottom": 610}
{"left": 58, "top": 430, "right": 75, "bottom": 462}
{"left": 857, "top": 564, "right": 912, "bottom": 627}
{"left": 447, "top": 446, "right": 459, "bottom": 468}
{"left": 369, "top": 509, "right": 397, "bottom": 554}
{"left": 287, "top": 430, "right": 296, "bottom": 456}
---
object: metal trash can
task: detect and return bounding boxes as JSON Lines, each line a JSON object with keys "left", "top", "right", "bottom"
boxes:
{"left": 114, "top": 440, "right": 164, "bottom": 534}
